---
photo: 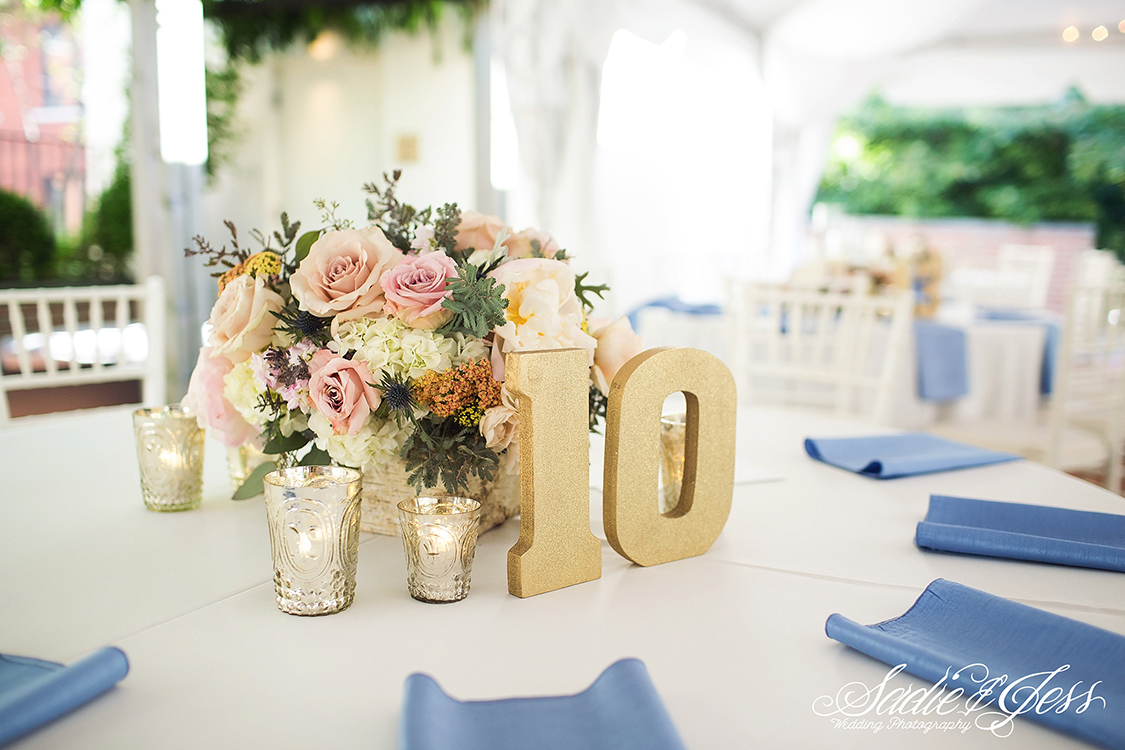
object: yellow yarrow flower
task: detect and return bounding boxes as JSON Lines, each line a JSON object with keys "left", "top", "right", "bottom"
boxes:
{"left": 244, "top": 251, "right": 283, "bottom": 277}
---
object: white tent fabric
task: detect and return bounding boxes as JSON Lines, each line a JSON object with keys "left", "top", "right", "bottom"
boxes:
{"left": 491, "top": 0, "right": 1125, "bottom": 312}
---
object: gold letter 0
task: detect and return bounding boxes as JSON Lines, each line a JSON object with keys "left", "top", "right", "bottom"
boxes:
{"left": 604, "top": 347, "right": 736, "bottom": 566}
{"left": 505, "top": 349, "right": 602, "bottom": 597}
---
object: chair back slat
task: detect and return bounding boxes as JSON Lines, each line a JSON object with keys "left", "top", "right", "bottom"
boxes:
{"left": 62, "top": 296, "right": 79, "bottom": 372}
{"left": 0, "top": 277, "right": 167, "bottom": 426}
{"left": 727, "top": 284, "right": 912, "bottom": 424}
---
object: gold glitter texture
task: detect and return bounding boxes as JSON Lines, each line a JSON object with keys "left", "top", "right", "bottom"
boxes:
{"left": 505, "top": 348, "right": 602, "bottom": 598}
{"left": 603, "top": 347, "right": 736, "bottom": 566}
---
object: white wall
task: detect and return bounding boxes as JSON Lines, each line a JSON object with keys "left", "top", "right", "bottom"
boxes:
{"left": 201, "top": 16, "right": 476, "bottom": 268}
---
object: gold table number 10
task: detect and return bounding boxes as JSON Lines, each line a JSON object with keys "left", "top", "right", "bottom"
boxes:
{"left": 505, "top": 347, "right": 737, "bottom": 598}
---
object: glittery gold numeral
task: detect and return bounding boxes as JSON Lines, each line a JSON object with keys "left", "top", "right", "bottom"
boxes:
{"left": 505, "top": 349, "right": 602, "bottom": 598}
{"left": 603, "top": 347, "right": 736, "bottom": 566}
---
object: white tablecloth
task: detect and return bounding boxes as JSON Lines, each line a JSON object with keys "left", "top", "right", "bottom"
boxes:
{"left": 1, "top": 406, "right": 1123, "bottom": 748}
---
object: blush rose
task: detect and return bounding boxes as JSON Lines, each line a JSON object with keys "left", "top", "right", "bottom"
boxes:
{"left": 381, "top": 251, "right": 458, "bottom": 329}
{"left": 182, "top": 346, "right": 260, "bottom": 447}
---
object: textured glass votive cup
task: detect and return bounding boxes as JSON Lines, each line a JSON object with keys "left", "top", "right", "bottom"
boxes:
{"left": 132, "top": 405, "right": 205, "bottom": 512}
{"left": 263, "top": 466, "right": 363, "bottom": 616}
{"left": 226, "top": 443, "right": 269, "bottom": 493}
{"left": 397, "top": 496, "right": 481, "bottom": 603}
{"left": 659, "top": 412, "right": 687, "bottom": 515}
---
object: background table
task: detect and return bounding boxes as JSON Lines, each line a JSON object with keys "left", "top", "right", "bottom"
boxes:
{"left": 1, "top": 405, "right": 1123, "bottom": 748}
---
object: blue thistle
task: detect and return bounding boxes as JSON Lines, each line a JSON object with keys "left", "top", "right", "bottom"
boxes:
{"left": 383, "top": 379, "right": 415, "bottom": 413}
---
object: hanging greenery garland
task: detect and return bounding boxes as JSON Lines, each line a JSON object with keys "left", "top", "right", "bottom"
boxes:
{"left": 204, "top": 0, "right": 481, "bottom": 64}
{"left": 23, "top": 0, "right": 481, "bottom": 64}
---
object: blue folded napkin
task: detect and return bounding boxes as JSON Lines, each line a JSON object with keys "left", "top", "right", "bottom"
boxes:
{"left": 804, "top": 433, "right": 1019, "bottom": 478}
{"left": 977, "top": 309, "right": 1060, "bottom": 395}
{"left": 399, "top": 658, "right": 686, "bottom": 750}
{"left": 826, "top": 579, "right": 1125, "bottom": 749}
{"left": 0, "top": 647, "right": 128, "bottom": 747}
{"left": 916, "top": 495, "right": 1125, "bottom": 572}
{"left": 913, "top": 321, "right": 970, "bottom": 401}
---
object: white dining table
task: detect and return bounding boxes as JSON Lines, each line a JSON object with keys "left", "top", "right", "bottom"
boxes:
{"left": 1, "top": 404, "right": 1123, "bottom": 749}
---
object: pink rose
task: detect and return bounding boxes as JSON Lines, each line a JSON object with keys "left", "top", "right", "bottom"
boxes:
{"left": 505, "top": 227, "right": 562, "bottom": 259}
{"left": 290, "top": 226, "right": 402, "bottom": 320}
{"left": 206, "top": 274, "right": 285, "bottom": 363}
{"left": 381, "top": 251, "right": 458, "bottom": 329}
{"left": 307, "top": 352, "right": 381, "bottom": 436}
{"left": 454, "top": 211, "right": 506, "bottom": 254}
{"left": 182, "top": 346, "right": 260, "bottom": 448}
{"left": 589, "top": 316, "right": 643, "bottom": 394}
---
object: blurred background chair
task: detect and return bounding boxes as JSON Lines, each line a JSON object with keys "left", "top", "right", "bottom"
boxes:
{"left": 0, "top": 277, "right": 166, "bottom": 426}
{"left": 727, "top": 285, "right": 913, "bottom": 425}
{"left": 930, "top": 281, "right": 1125, "bottom": 491}
{"left": 945, "top": 244, "right": 1056, "bottom": 311}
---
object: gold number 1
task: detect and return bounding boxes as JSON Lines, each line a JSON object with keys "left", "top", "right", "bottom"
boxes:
{"left": 505, "top": 349, "right": 602, "bottom": 598}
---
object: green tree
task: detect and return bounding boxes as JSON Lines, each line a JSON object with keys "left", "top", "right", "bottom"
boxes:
{"left": 817, "top": 91, "right": 1125, "bottom": 255}
{"left": 0, "top": 190, "right": 56, "bottom": 285}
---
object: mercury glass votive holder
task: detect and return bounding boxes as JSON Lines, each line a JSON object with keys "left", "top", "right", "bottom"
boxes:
{"left": 226, "top": 443, "right": 269, "bottom": 493}
{"left": 132, "top": 405, "right": 205, "bottom": 512}
{"left": 659, "top": 412, "right": 687, "bottom": 515}
{"left": 263, "top": 466, "right": 363, "bottom": 616}
{"left": 397, "top": 496, "right": 481, "bottom": 603}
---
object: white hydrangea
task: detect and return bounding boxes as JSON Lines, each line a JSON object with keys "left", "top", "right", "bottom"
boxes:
{"left": 450, "top": 333, "right": 489, "bottom": 365}
{"left": 223, "top": 361, "right": 269, "bottom": 426}
{"left": 333, "top": 316, "right": 469, "bottom": 380}
{"left": 308, "top": 412, "right": 406, "bottom": 468}
{"left": 394, "top": 328, "right": 457, "bottom": 379}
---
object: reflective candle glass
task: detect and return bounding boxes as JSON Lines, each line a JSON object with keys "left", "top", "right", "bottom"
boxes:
{"left": 659, "top": 412, "right": 687, "bottom": 514}
{"left": 132, "top": 405, "right": 205, "bottom": 512}
{"left": 263, "top": 466, "right": 363, "bottom": 616}
{"left": 397, "top": 496, "right": 481, "bottom": 603}
{"left": 226, "top": 443, "right": 269, "bottom": 493}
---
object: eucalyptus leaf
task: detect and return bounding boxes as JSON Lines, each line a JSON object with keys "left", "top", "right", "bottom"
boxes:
{"left": 300, "top": 446, "right": 332, "bottom": 466}
{"left": 232, "top": 461, "right": 277, "bottom": 500}
{"left": 294, "top": 230, "right": 320, "bottom": 265}
{"left": 264, "top": 432, "right": 309, "bottom": 455}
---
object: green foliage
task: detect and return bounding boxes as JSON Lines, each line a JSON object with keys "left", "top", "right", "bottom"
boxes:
{"left": 433, "top": 201, "right": 461, "bottom": 257}
{"left": 401, "top": 414, "right": 498, "bottom": 494}
{"left": 205, "top": 64, "right": 243, "bottom": 181}
{"left": 574, "top": 271, "right": 608, "bottom": 314}
{"left": 0, "top": 189, "right": 55, "bottom": 285}
{"left": 263, "top": 430, "right": 310, "bottom": 455}
{"left": 365, "top": 170, "right": 425, "bottom": 252}
{"left": 588, "top": 383, "right": 608, "bottom": 433}
{"left": 438, "top": 261, "right": 509, "bottom": 338}
{"left": 232, "top": 461, "right": 276, "bottom": 499}
{"left": 54, "top": 161, "right": 134, "bottom": 283}
{"left": 203, "top": 0, "right": 481, "bottom": 65}
{"left": 817, "top": 90, "right": 1125, "bottom": 254}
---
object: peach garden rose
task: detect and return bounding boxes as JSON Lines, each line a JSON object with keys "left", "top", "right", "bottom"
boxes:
{"left": 454, "top": 211, "right": 506, "bottom": 254}
{"left": 206, "top": 274, "right": 285, "bottom": 363}
{"left": 589, "top": 316, "right": 644, "bottom": 394}
{"left": 290, "top": 226, "right": 402, "bottom": 321}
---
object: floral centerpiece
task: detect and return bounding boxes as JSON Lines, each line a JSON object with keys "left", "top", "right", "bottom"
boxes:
{"left": 182, "top": 171, "right": 641, "bottom": 533}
